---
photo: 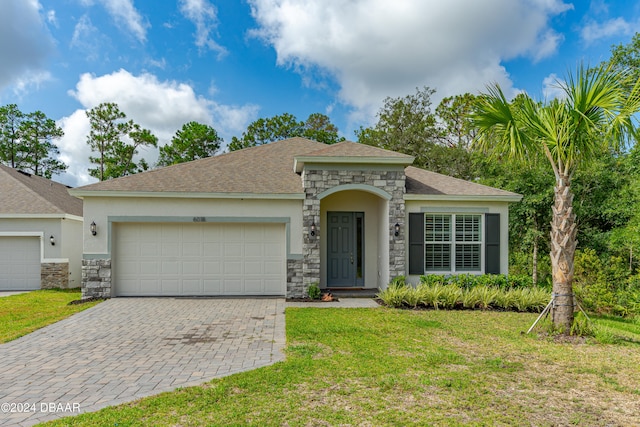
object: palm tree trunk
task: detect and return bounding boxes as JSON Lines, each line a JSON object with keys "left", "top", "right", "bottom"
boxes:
{"left": 550, "top": 174, "right": 578, "bottom": 332}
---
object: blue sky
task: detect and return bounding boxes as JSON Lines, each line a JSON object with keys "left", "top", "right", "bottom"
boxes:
{"left": 1, "top": 0, "right": 639, "bottom": 186}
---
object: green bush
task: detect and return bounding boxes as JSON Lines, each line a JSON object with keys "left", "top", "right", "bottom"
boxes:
{"left": 419, "top": 274, "right": 447, "bottom": 287}
{"left": 379, "top": 275, "right": 549, "bottom": 313}
{"left": 377, "top": 284, "right": 409, "bottom": 308}
{"left": 441, "top": 284, "right": 463, "bottom": 309}
{"left": 307, "top": 283, "right": 321, "bottom": 300}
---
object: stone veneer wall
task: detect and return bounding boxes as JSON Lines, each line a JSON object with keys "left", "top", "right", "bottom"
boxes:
{"left": 287, "top": 258, "right": 304, "bottom": 298}
{"left": 299, "top": 168, "right": 406, "bottom": 296}
{"left": 81, "top": 258, "right": 111, "bottom": 299}
{"left": 41, "top": 262, "right": 69, "bottom": 289}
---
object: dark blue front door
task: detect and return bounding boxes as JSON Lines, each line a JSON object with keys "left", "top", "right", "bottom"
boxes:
{"left": 327, "top": 212, "right": 364, "bottom": 287}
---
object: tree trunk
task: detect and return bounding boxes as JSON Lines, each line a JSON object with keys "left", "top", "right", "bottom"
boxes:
{"left": 550, "top": 174, "right": 578, "bottom": 333}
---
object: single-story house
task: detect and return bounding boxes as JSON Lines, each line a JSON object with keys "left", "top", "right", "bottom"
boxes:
{"left": 70, "top": 137, "right": 521, "bottom": 299}
{"left": 0, "top": 165, "right": 83, "bottom": 290}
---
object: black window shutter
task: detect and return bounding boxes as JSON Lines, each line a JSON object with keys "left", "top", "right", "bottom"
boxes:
{"left": 485, "top": 213, "right": 500, "bottom": 274}
{"left": 409, "top": 213, "right": 425, "bottom": 275}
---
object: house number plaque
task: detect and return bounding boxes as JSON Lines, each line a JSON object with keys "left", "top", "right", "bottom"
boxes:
{"left": 193, "top": 217, "right": 206, "bottom": 222}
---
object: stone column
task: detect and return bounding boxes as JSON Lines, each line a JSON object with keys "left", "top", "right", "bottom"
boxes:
{"left": 81, "top": 258, "right": 112, "bottom": 299}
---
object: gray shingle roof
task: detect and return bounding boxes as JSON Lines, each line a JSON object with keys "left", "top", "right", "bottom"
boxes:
{"left": 0, "top": 165, "right": 83, "bottom": 216}
{"left": 73, "top": 138, "right": 519, "bottom": 200}
{"left": 405, "top": 166, "right": 520, "bottom": 198}
{"left": 75, "top": 137, "right": 327, "bottom": 194}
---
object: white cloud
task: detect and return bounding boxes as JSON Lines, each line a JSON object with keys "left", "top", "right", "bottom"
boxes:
{"left": 581, "top": 18, "right": 634, "bottom": 44}
{"left": 248, "top": 0, "right": 572, "bottom": 122}
{"left": 46, "top": 9, "right": 57, "bottom": 26}
{"left": 93, "top": 0, "right": 149, "bottom": 43}
{"left": 179, "top": 0, "right": 227, "bottom": 56}
{"left": 57, "top": 69, "right": 258, "bottom": 186}
{"left": 0, "top": 0, "right": 55, "bottom": 93}
{"left": 542, "top": 73, "right": 566, "bottom": 100}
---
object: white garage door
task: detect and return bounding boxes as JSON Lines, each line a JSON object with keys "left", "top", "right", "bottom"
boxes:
{"left": 113, "top": 222, "right": 286, "bottom": 296}
{"left": 0, "top": 236, "right": 41, "bottom": 290}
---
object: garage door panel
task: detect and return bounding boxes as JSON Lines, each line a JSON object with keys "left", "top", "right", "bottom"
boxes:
{"left": 204, "top": 261, "right": 221, "bottom": 274}
{"left": 114, "top": 223, "right": 285, "bottom": 296}
{"left": 203, "top": 242, "right": 222, "bottom": 256}
{"left": 182, "top": 279, "right": 202, "bottom": 294}
{"left": 203, "top": 279, "right": 222, "bottom": 293}
{"left": 161, "top": 261, "right": 179, "bottom": 274}
{"left": 245, "top": 279, "right": 263, "bottom": 293}
{"left": 139, "top": 279, "right": 161, "bottom": 294}
{"left": 182, "top": 242, "right": 201, "bottom": 256}
{"left": 161, "top": 243, "right": 179, "bottom": 257}
{"left": 264, "top": 261, "right": 283, "bottom": 275}
{"left": 224, "top": 242, "right": 242, "bottom": 257}
{"left": 182, "top": 260, "right": 201, "bottom": 274}
{"left": 224, "top": 261, "right": 242, "bottom": 275}
{"left": 223, "top": 278, "right": 242, "bottom": 293}
{"left": 0, "top": 237, "right": 41, "bottom": 290}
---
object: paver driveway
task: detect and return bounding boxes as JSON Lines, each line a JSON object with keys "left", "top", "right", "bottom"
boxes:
{"left": 0, "top": 298, "right": 285, "bottom": 426}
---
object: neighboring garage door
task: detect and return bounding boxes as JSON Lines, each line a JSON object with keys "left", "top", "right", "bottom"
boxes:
{"left": 0, "top": 236, "right": 41, "bottom": 290}
{"left": 113, "top": 222, "right": 286, "bottom": 296}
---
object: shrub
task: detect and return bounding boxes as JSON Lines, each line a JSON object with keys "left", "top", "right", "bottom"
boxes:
{"left": 448, "top": 274, "right": 476, "bottom": 290}
{"left": 389, "top": 275, "right": 407, "bottom": 288}
{"left": 507, "top": 274, "right": 535, "bottom": 289}
{"left": 419, "top": 274, "right": 447, "bottom": 287}
{"left": 377, "top": 284, "right": 409, "bottom": 308}
{"left": 462, "top": 286, "right": 483, "bottom": 309}
{"left": 475, "top": 286, "right": 500, "bottom": 310}
{"left": 570, "top": 312, "right": 595, "bottom": 337}
{"left": 441, "top": 284, "right": 463, "bottom": 309}
{"left": 307, "top": 283, "right": 321, "bottom": 300}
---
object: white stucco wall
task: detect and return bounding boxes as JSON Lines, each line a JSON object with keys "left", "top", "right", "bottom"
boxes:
{"left": 81, "top": 196, "right": 304, "bottom": 258}
{"left": 0, "top": 216, "right": 83, "bottom": 288}
{"left": 404, "top": 199, "right": 511, "bottom": 285}
{"left": 60, "top": 218, "right": 83, "bottom": 288}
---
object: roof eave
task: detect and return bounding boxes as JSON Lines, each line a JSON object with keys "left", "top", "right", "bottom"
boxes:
{"left": 294, "top": 156, "right": 414, "bottom": 173}
{"left": 404, "top": 194, "right": 523, "bottom": 202}
{"left": 0, "top": 213, "right": 83, "bottom": 221}
{"left": 68, "top": 190, "right": 306, "bottom": 200}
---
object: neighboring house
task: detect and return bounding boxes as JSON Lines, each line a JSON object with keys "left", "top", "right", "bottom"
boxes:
{"left": 70, "top": 137, "right": 521, "bottom": 299}
{"left": 0, "top": 165, "right": 83, "bottom": 290}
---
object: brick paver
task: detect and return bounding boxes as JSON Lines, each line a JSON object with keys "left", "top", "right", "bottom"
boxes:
{"left": 0, "top": 298, "right": 285, "bottom": 426}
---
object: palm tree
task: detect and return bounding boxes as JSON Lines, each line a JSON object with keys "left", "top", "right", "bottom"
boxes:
{"left": 472, "top": 64, "right": 640, "bottom": 332}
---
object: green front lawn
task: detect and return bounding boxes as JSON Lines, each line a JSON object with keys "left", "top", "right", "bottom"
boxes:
{"left": 0, "top": 289, "right": 100, "bottom": 343}
{"left": 45, "top": 308, "right": 640, "bottom": 426}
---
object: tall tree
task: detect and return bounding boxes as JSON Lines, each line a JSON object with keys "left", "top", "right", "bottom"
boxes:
{"left": 228, "top": 112, "right": 343, "bottom": 151}
{"left": 17, "top": 110, "right": 66, "bottom": 178}
{"left": 86, "top": 103, "right": 156, "bottom": 180}
{"left": 356, "top": 86, "right": 441, "bottom": 157}
{"left": 0, "top": 104, "right": 25, "bottom": 168}
{"left": 357, "top": 87, "right": 479, "bottom": 179}
{"left": 302, "top": 113, "right": 345, "bottom": 145}
{"left": 229, "top": 113, "right": 303, "bottom": 151}
{"left": 435, "top": 93, "right": 478, "bottom": 149}
{"left": 472, "top": 64, "right": 640, "bottom": 332}
{"left": 157, "top": 122, "right": 222, "bottom": 167}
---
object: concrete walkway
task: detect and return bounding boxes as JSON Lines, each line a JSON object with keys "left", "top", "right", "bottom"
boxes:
{"left": 0, "top": 298, "right": 285, "bottom": 426}
{"left": 0, "top": 291, "right": 29, "bottom": 298}
{"left": 286, "top": 297, "right": 380, "bottom": 308}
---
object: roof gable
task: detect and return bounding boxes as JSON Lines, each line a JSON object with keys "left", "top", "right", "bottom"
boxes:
{"left": 0, "top": 165, "right": 83, "bottom": 216}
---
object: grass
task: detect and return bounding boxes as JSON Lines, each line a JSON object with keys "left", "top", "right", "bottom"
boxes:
{"left": 43, "top": 308, "right": 640, "bottom": 426}
{"left": 0, "top": 289, "right": 100, "bottom": 343}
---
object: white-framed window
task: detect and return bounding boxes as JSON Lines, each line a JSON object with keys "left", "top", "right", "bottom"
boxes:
{"left": 425, "top": 213, "right": 482, "bottom": 272}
